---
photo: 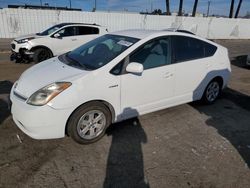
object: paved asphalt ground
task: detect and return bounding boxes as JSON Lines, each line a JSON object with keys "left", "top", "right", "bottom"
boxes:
{"left": 0, "top": 39, "right": 250, "bottom": 188}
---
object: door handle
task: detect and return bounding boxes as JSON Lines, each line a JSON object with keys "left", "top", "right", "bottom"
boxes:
{"left": 164, "top": 72, "right": 173, "bottom": 78}
{"left": 71, "top": 39, "right": 77, "bottom": 41}
{"left": 206, "top": 63, "right": 211, "bottom": 68}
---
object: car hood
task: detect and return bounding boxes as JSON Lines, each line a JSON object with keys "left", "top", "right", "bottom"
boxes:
{"left": 14, "top": 57, "right": 88, "bottom": 98}
{"left": 14, "top": 33, "right": 43, "bottom": 41}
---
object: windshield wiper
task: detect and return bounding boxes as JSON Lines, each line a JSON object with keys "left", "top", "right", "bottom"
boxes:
{"left": 66, "top": 53, "right": 86, "bottom": 69}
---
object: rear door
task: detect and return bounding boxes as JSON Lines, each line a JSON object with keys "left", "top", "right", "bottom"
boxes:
{"left": 74, "top": 26, "right": 100, "bottom": 47}
{"left": 172, "top": 35, "right": 215, "bottom": 101}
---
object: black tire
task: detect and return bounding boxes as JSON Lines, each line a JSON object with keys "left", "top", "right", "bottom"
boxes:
{"left": 67, "top": 102, "right": 111, "bottom": 144}
{"left": 33, "top": 48, "right": 52, "bottom": 63}
{"left": 202, "top": 79, "right": 221, "bottom": 104}
{"left": 15, "top": 58, "right": 24, "bottom": 64}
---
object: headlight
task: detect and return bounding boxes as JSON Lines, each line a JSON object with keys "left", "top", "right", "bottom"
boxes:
{"left": 27, "top": 82, "right": 72, "bottom": 106}
{"left": 17, "top": 37, "right": 35, "bottom": 44}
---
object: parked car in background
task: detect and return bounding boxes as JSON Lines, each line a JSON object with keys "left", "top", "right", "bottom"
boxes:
{"left": 10, "top": 29, "right": 231, "bottom": 144}
{"left": 10, "top": 23, "right": 108, "bottom": 63}
{"left": 247, "top": 54, "right": 250, "bottom": 67}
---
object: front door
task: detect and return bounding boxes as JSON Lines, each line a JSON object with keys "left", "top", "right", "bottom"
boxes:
{"left": 51, "top": 26, "right": 79, "bottom": 55}
{"left": 120, "top": 37, "right": 175, "bottom": 118}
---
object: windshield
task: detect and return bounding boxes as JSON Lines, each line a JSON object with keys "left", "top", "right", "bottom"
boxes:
{"left": 37, "top": 24, "right": 64, "bottom": 36}
{"left": 64, "top": 34, "right": 139, "bottom": 70}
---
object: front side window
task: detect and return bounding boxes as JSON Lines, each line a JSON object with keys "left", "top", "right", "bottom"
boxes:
{"left": 38, "top": 24, "right": 64, "bottom": 36}
{"left": 129, "top": 37, "right": 171, "bottom": 70}
{"left": 63, "top": 34, "right": 139, "bottom": 70}
{"left": 56, "top": 26, "right": 77, "bottom": 37}
{"left": 110, "top": 59, "right": 125, "bottom": 75}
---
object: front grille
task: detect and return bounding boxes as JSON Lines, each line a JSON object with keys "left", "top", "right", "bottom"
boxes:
{"left": 14, "top": 91, "right": 28, "bottom": 101}
{"left": 11, "top": 43, "right": 16, "bottom": 50}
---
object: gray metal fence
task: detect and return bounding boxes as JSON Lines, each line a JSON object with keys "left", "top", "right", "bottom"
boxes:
{"left": 0, "top": 8, "right": 250, "bottom": 39}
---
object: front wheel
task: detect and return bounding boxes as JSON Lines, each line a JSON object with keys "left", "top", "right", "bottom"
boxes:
{"left": 67, "top": 102, "right": 111, "bottom": 144}
{"left": 202, "top": 80, "right": 221, "bottom": 104}
{"left": 33, "top": 48, "right": 52, "bottom": 63}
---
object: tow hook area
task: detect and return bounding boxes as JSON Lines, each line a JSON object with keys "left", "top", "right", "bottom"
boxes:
{"left": 10, "top": 49, "right": 34, "bottom": 63}
{"left": 10, "top": 52, "right": 21, "bottom": 61}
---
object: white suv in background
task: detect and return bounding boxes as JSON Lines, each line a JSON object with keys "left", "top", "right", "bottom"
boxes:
{"left": 10, "top": 23, "right": 108, "bottom": 63}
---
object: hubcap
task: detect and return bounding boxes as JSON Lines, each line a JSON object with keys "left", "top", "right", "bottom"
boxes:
{"left": 206, "top": 81, "right": 220, "bottom": 102}
{"left": 77, "top": 110, "right": 106, "bottom": 140}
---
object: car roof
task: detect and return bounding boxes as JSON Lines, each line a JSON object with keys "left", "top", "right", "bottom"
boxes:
{"left": 163, "top": 28, "right": 195, "bottom": 35}
{"left": 56, "top": 22, "right": 101, "bottom": 27}
{"left": 111, "top": 29, "right": 218, "bottom": 46}
{"left": 111, "top": 29, "right": 161, "bottom": 39}
{"left": 111, "top": 29, "right": 198, "bottom": 40}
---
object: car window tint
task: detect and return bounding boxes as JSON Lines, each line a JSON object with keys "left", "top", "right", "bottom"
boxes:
{"left": 173, "top": 36, "right": 217, "bottom": 63}
{"left": 77, "top": 26, "right": 99, "bottom": 35}
{"left": 173, "top": 36, "right": 203, "bottom": 62}
{"left": 130, "top": 38, "right": 171, "bottom": 70}
{"left": 67, "top": 34, "right": 139, "bottom": 70}
{"left": 204, "top": 43, "right": 217, "bottom": 57}
{"left": 110, "top": 59, "right": 125, "bottom": 75}
{"left": 38, "top": 24, "right": 65, "bottom": 36}
{"left": 57, "top": 26, "right": 77, "bottom": 37}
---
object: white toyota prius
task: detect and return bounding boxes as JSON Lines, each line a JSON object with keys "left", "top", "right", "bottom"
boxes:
{"left": 10, "top": 29, "right": 231, "bottom": 144}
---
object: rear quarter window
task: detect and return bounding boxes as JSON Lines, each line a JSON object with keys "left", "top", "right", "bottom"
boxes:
{"left": 204, "top": 43, "right": 217, "bottom": 57}
{"left": 172, "top": 36, "right": 217, "bottom": 63}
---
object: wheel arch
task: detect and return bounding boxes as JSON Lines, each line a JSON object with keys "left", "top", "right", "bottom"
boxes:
{"left": 65, "top": 100, "right": 116, "bottom": 136}
{"left": 210, "top": 76, "right": 224, "bottom": 89}
{"left": 30, "top": 45, "right": 54, "bottom": 56}
{"left": 200, "top": 75, "right": 224, "bottom": 104}
{"left": 202, "top": 76, "right": 224, "bottom": 97}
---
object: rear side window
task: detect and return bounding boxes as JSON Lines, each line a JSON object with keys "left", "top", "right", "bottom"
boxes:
{"left": 77, "top": 26, "right": 99, "bottom": 35}
{"left": 172, "top": 36, "right": 217, "bottom": 63}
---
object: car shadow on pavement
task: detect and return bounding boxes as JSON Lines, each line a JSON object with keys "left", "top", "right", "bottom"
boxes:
{"left": 223, "top": 88, "right": 250, "bottom": 112}
{"left": 0, "top": 80, "right": 13, "bottom": 94}
{"left": 192, "top": 88, "right": 250, "bottom": 168}
{"left": 103, "top": 109, "right": 150, "bottom": 188}
{"left": 0, "top": 80, "right": 13, "bottom": 124}
{"left": 231, "top": 55, "right": 250, "bottom": 69}
{"left": 0, "top": 99, "right": 10, "bottom": 124}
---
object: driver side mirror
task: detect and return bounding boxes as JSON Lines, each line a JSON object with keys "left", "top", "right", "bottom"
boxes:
{"left": 53, "top": 33, "right": 62, "bottom": 39}
{"left": 126, "top": 62, "right": 144, "bottom": 75}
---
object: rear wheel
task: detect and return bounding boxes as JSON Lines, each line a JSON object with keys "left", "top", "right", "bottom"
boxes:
{"left": 67, "top": 102, "right": 111, "bottom": 144}
{"left": 33, "top": 48, "right": 52, "bottom": 63}
{"left": 202, "top": 79, "right": 221, "bottom": 104}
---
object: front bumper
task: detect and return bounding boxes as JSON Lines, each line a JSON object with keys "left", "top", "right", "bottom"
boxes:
{"left": 10, "top": 89, "right": 74, "bottom": 140}
{"left": 10, "top": 51, "right": 21, "bottom": 61}
{"left": 10, "top": 50, "right": 34, "bottom": 62}
{"left": 10, "top": 41, "right": 33, "bottom": 62}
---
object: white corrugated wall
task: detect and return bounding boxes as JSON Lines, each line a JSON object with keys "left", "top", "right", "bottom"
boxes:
{"left": 0, "top": 8, "right": 250, "bottom": 39}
